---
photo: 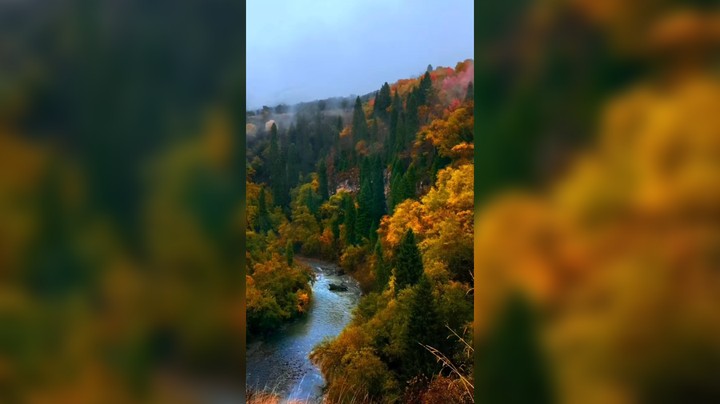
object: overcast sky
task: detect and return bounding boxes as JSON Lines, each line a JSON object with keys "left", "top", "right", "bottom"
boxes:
{"left": 246, "top": 0, "right": 473, "bottom": 109}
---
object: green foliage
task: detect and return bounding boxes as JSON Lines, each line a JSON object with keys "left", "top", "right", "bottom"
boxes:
{"left": 352, "top": 96, "right": 369, "bottom": 142}
{"left": 404, "top": 275, "right": 442, "bottom": 378}
{"left": 393, "top": 229, "right": 423, "bottom": 292}
{"left": 255, "top": 188, "right": 271, "bottom": 233}
{"left": 285, "top": 240, "right": 294, "bottom": 266}
{"left": 374, "top": 240, "right": 390, "bottom": 290}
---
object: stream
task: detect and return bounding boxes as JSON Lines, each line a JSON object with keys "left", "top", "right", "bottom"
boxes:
{"left": 246, "top": 259, "right": 361, "bottom": 403}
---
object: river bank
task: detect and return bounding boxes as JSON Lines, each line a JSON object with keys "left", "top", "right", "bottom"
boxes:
{"left": 246, "top": 258, "right": 361, "bottom": 403}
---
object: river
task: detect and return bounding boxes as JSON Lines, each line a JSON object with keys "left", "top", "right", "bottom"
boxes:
{"left": 246, "top": 258, "right": 361, "bottom": 403}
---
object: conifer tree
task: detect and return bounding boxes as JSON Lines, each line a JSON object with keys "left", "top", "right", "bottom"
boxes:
{"left": 405, "top": 274, "right": 442, "bottom": 377}
{"left": 356, "top": 175, "right": 372, "bottom": 240}
{"left": 466, "top": 81, "right": 474, "bottom": 102}
{"left": 256, "top": 187, "right": 271, "bottom": 233}
{"left": 371, "top": 156, "right": 386, "bottom": 222}
{"left": 374, "top": 240, "right": 390, "bottom": 290}
{"left": 394, "top": 229, "right": 423, "bottom": 292}
{"left": 352, "top": 96, "right": 369, "bottom": 142}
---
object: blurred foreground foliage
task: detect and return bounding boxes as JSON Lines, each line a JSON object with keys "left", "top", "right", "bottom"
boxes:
{"left": 0, "top": 0, "right": 245, "bottom": 402}
{"left": 476, "top": 1, "right": 720, "bottom": 403}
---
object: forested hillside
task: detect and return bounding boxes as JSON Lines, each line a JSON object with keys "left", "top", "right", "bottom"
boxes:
{"left": 246, "top": 60, "right": 474, "bottom": 402}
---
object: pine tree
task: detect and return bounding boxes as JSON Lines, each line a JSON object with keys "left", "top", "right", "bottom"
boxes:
{"left": 466, "top": 81, "right": 474, "bottom": 101}
{"left": 356, "top": 174, "right": 372, "bottom": 240}
{"left": 256, "top": 188, "right": 271, "bottom": 233}
{"left": 317, "top": 159, "right": 329, "bottom": 200}
{"left": 402, "top": 163, "right": 417, "bottom": 201}
{"left": 371, "top": 156, "right": 386, "bottom": 223}
{"left": 374, "top": 240, "right": 390, "bottom": 290}
{"left": 389, "top": 158, "right": 405, "bottom": 211}
{"left": 352, "top": 96, "right": 369, "bottom": 142}
{"left": 405, "top": 274, "right": 442, "bottom": 377}
{"left": 394, "top": 229, "right": 423, "bottom": 292}
{"left": 418, "top": 72, "right": 433, "bottom": 106}
{"left": 387, "top": 90, "right": 401, "bottom": 159}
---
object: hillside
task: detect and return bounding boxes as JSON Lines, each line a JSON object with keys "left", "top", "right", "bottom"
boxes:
{"left": 246, "top": 59, "right": 474, "bottom": 402}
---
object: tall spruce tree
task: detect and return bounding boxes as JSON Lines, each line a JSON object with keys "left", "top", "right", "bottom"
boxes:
{"left": 374, "top": 240, "right": 390, "bottom": 290}
{"left": 356, "top": 174, "right": 373, "bottom": 240}
{"left": 352, "top": 96, "right": 369, "bottom": 143}
{"left": 405, "top": 274, "right": 442, "bottom": 377}
{"left": 394, "top": 229, "right": 423, "bottom": 292}
{"left": 371, "top": 156, "right": 386, "bottom": 223}
{"left": 256, "top": 187, "right": 271, "bottom": 233}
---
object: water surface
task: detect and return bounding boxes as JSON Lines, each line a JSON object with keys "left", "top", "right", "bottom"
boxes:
{"left": 246, "top": 259, "right": 361, "bottom": 403}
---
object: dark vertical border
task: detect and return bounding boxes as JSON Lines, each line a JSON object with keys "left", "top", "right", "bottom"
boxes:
{"left": 237, "top": 0, "right": 247, "bottom": 400}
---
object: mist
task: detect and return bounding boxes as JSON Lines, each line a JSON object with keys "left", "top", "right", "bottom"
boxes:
{"left": 246, "top": 0, "right": 474, "bottom": 109}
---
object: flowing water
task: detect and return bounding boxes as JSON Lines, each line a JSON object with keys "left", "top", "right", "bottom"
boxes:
{"left": 246, "top": 259, "right": 361, "bottom": 403}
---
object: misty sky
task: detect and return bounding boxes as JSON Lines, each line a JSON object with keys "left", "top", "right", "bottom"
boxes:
{"left": 247, "top": 0, "right": 473, "bottom": 110}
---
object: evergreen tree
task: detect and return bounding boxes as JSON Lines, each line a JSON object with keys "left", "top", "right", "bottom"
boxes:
{"left": 466, "top": 81, "right": 474, "bottom": 101}
{"left": 352, "top": 96, "right": 369, "bottom": 142}
{"left": 356, "top": 174, "right": 373, "bottom": 240}
{"left": 389, "top": 158, "right": 406, "bottom": 211}
{"left": 418, "top": 72, "right": 433, "bottom": 106}
{"left": 402, "top": 163, "right": 417, "bottom": 201}
{"left": 396, "top": 110, "right": 407, "bottom": 155}
{"left": 371, "top": 156, "right": 386, "bottom": 223}
{"left": 405, "top": 274, "right": 442, "bottom": 377}
{"left": 477, "top": 294, "right": 554, "bottom": 404}
{"left": 387, "top": 90, "right": 401, "bottom": 159}
{"left": 374, "top": 240, "right": 390, "bottom": 290}
{"left": 375, "top": 82, "right": 392, "bottom": 122}
{"left": 393, "top": 229, "right": 423, "bottom": 292}
{"left": 318, "top": 159, "right": 329, "bottom": 200}
{"left": 256, "top": 188, "right": 271, "bottom": 233}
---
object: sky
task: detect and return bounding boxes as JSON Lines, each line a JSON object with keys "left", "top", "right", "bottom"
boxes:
{"left": 246, "top": 0, "right": 474, "bottom": 110}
